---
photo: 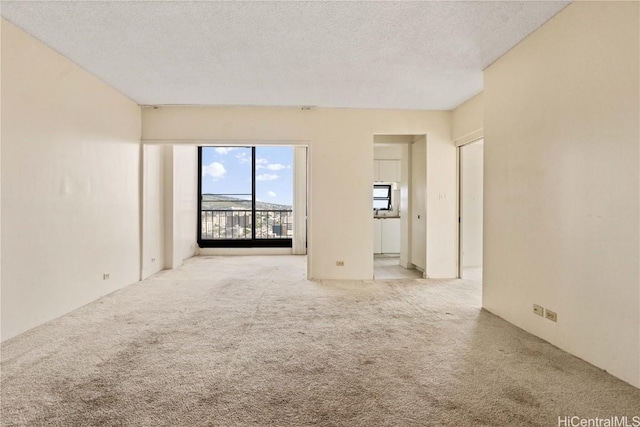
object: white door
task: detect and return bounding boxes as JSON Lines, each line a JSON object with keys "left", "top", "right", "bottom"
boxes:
{"left": 460, "top": 139, "right": 484, "bottom": 274}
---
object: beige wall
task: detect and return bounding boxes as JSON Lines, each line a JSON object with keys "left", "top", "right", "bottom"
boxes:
{"left": 142, "top": 145, "right": 165, "bottom": 279}
{"left": 411, "top": 137, "right": 427, "bottom": 270}
{"left": 171, "top": 145, "right": 198, "bottom": 267}
{"left": 460, "top": 140, "right": 483, "bottom": 268}
{"left": 1, "top": 19, "right": 142, "bottom": 340}
{"left": 484, "top": 2, "right": 639, "bottom": 387}
{"left": 374, "top": 145, "right": 403, "bottom": 160}
{"left": 451, "top": 92, "right": 483, "bottom": 146}
{"left": 154, "top": 144, "right": 197, "bottom": 271}
{"left": 426, "top": 132, "right": 458, "bottom": 277}
{"left": 142, "top": 107, "right": 458, "bottom": 280}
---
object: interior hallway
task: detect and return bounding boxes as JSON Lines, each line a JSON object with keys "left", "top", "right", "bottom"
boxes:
{"left": 2, "top": 256, "right": 638, "bottom": 426}
{"left": 373, "top": 255, "right": 423, "bottom": 280}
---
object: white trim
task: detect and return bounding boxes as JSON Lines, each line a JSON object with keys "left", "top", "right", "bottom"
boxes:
{"left": 293, "top": 146, "right": 308, "bottom": 255}
{"left": 454, "top": 130, "right": 484, "bottom": 147}
{"left": 142, "top": 139, "right": 309, "bottom": 146}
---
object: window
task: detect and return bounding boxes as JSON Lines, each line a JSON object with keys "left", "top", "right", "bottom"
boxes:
{"left": 198, "top": 146, "right": 293, "bottom": 248}
{"left": 373, "top": 184, "right": 392, "bottom": 211}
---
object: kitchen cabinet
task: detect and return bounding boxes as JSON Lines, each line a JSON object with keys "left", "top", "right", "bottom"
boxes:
{"left": 373, "top": 218, "right": 382, "bottom": 254}
{"left": 381, "top": 218, "right": 401, "bottom": 253}
{"left": 373, "top": 217, "right": 401, "bottom": 254}
{"left": 374, "top": 160, "right": 401, "bottom": 182}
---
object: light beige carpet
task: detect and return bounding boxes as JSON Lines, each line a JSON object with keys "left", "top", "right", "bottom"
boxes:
{"left": 1, "top": 255, "right": 638, "bottom": 426}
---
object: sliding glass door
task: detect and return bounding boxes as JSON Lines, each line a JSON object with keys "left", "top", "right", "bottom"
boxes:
{"left": 198, "top": 146, "right": 293, "bottom": 248}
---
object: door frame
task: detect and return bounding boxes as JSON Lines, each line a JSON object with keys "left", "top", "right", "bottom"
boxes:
{"left": 457, "top": 137, "right": 484, "bottom": 278}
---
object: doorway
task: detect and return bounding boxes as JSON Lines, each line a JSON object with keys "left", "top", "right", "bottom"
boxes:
{"left": 372, "top": 135, "right": 424, "bottom": 280}
{"left": 459, "top": 139, "right": 484, "bottom": 279}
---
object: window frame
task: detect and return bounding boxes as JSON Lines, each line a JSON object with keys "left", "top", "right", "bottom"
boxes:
{"left": 373, "top": 184, "right": 392, "bottom": 211}
{"left": 198, "top": 146, "right": 293, "bottom": 248}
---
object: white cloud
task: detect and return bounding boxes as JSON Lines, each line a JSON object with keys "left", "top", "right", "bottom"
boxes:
{"left": 267, "top": 191, "right": 277, "bottom": 197}
{"left": 256, "top": 174, "right": 278, "bottom": 181}
{"left": 202, "top": 162, "right": 226, "bottom": 179}
{"left": 255, "top": 158, "right": 269, "bottom": 169}
{"left": 236, "top": 152, "right": 250, "bottom": 163}
{"left": 215, "top": 147, "right": 236, "bottom": 154}
{"left": 266, "top": 163, "right": 290, "bottom": 171}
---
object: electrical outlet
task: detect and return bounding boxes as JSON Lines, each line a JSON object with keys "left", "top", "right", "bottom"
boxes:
{"left": 336, "top": 261, "right": 345, "bottom": 266}
{"left": 103, "top": 273, "right": 110, "bottom": 280}
{"left": 545, "top": 309, "right": 557, "bottom": 322}
{"left": 533, "top": 304, "right": 544, "bottom": 317}
{"left": 151, "top": 258, "right": 156, "bottom": 263}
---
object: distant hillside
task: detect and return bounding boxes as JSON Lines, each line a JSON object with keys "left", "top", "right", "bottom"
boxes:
{"left": 202, "top": 194, "right": 291, "bottom": 211}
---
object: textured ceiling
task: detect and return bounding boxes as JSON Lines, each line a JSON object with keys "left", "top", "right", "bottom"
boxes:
{"left": 1, "top": 1, "right": 569, "bottom": 110}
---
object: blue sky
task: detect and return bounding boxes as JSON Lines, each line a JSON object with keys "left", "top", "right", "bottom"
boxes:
{"left": 201, "top": 146, "right": 293, "bottom": 206}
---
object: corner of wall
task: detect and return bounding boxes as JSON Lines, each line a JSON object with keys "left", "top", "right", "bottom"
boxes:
{"left": 482, "top": 1, "right": 640, "bottom": 388}
{"left": 451, "top": 92, "right": 484, "bottom": 146}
